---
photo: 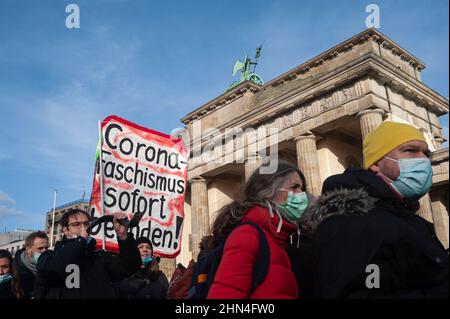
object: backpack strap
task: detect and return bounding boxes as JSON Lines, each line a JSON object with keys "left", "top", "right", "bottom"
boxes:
{"left": 233, "top": 221, "right": 270, "bottom": 294}
{"left": 189, "top": 237, "right": 227, "bottom": 299}
{"left": 189, "top": 221, "right": 270, "bottom": 299}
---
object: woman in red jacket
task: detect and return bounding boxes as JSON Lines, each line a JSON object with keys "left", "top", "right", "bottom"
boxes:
{"left": 207, "top": 160, "right": 308, "bottom": 299}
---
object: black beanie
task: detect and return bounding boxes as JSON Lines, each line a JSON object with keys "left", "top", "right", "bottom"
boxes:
{"left": 136, "top": 237, "right": 153, "bottom": 249}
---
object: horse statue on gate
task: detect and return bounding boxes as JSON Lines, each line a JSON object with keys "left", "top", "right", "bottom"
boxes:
{"left": 228, "top": 45, "right": 264, "bottom": 90}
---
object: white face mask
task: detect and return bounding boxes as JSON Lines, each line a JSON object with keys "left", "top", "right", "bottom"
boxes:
{"left": 65, "top": 233, "right": 77, "bottom": 240}
{"left": 32, "top": 252, "right": 41, "bottom": 263}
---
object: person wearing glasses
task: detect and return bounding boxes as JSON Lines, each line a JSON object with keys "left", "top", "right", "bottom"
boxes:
{"left": 34, "top": 209, "right": 141, "bottom": 299}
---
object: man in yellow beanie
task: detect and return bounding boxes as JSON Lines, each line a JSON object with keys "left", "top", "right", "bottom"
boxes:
{"left": 363, "top": 121, "right": 432, "bottom": 200}
{"left": 303, "top": 121, "right": 448, "bottom": 299}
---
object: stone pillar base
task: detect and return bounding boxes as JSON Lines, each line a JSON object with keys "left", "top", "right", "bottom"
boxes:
{"left": 418, "top": 193, "right": 434, "bottom": 223}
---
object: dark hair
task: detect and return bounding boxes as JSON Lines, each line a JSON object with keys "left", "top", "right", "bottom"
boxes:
{"left": 197, "top": 235, "right": 214, "bottom": 260}
{"left": 0, "top": 249, "right": 22, "bottom": 299}
{"left": 60, "top": 209, "right": 90, "bottom": 228}
{"left": 211, "top": 160, "right": 305, "bottom": 237}
{"left": 299, "top": 171, "right": 307, "bottom": 192}
{"left": 24, "top": 231, "right": 49, "bottom": 249}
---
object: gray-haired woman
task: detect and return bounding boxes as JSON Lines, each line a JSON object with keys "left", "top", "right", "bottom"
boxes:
{"left": 207, "top": 160, "right": 309, "bottom": 299}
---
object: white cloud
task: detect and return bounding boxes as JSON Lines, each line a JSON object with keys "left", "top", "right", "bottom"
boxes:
{"left": 0, "top": 191, "right": 16, "bottom": 205}
{"left": 0, "top": 205, "right": 24, "bottom": 217}
{"left": 0, "top": 189, "right": 44, "bottom": 229}
{"left": 0, "top": 27, "right": 141, "bottom": 188}
{"left": 0, "top": 205, "right": 45, "bottom": 231}
{"left": 0, "top": 23, "right": 199, "bottom": 199}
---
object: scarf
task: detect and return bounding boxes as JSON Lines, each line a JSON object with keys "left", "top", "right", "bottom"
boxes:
{"left": 20, "top": 250, "right": 37, "bottom": 276}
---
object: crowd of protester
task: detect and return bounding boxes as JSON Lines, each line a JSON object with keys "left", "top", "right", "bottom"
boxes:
{"left": 0, "top": 122, "right": 447, "bottom": 299}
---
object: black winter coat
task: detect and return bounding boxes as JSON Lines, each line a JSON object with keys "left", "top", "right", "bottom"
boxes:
{"left": 34, "top": 234, "right": 141, "bottom": 299}
{"left": 115, "top": 263, "right": 169, "bottom": 299}
{"left": 287, "top": 193, "right": 316, "bottom": 299}
{"left": 13, "top": 249, "right": 35, "bottom": 299}
{"left": 312, "top": 168, "right": 448, "bottom": 299}
{"left": 0, "top": 280, "right": 15, "bottom": 299}
{"left": 287, "top": 234, "right": 314, "bottom": 299}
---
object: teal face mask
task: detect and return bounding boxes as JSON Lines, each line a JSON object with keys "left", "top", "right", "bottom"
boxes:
{"left": 142, "top": 256, "right": 153, "bottom": 266}
{"left": 0, "top": 274, "right": 12, "bottom": 284}
{"left": 385, "top": 157, "right": 432, "bottom": 199}
{"left": 277, "top": 191, "right": 309, "bottom": 222}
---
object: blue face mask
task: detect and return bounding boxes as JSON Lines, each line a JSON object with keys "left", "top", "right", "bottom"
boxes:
{"left": 385, "top": 157, "right": 432, "bottom": 199}
{"left": 277, "top": 191, "right": 309, "bottom": 222}
{"left": 0, "top": 274, "right": 12, "bottom": 284}
{"left": 32, "top": 252, "right": 41, "bottom": 264}
{"left": 142, "top": 256, "right": 153, "bottom": 266}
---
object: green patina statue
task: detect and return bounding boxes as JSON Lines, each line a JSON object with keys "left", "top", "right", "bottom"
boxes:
{"left": 228, "top": 45, "right": 264, "bottom": 90}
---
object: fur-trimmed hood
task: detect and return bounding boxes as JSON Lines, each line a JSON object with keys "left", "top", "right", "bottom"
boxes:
{"left": 299, "top": 188, "right": 377, "bottom": 236}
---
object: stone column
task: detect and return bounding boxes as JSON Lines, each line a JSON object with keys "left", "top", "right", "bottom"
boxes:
{"left": 159, "top": 258, "right": 177, "bottom": 280}
{"left": 294, "top": 132, "right": 322, "bottom": 196}
{"left": 244, "top": 152, "right": 262, "bottom": 181}
{"left": 357, "top": 108, "right": 385, "bottom": 140}
{"left": 417, "top": 193, "right": 434, "bottom": 223}
{"left": 190, "top": 176, "right": 210, "bottom": 261}
{"left": 430, "top": 191, "right": 449, "bottom": 249}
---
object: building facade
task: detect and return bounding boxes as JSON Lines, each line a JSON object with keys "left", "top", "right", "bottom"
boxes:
{"left": 0, "top": 239, "right": 26, "bottom": 255}
{"left": 0, "top": 228, "right": 34, "bottom": 247}
{"left": 45, "top": 199, "right": 90, "bottom": 247}
{"left": 0, "top": 229, "right": 34, "bottom": 255}
{"left": 173, "top": 28, "right": 449, "bottom": 268}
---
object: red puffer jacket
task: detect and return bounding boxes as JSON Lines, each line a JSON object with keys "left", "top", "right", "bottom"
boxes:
{"left": 207, "top": 205, "right": 299, "bottom": 299}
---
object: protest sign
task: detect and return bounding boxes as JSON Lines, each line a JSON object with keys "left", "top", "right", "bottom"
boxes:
{"left": 89, "top": 115, "right": 187, "bottom": 258}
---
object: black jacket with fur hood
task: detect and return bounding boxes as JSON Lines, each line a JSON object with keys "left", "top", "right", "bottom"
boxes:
{"left": 306, "top": 168, "right": 448, "bottom": 299}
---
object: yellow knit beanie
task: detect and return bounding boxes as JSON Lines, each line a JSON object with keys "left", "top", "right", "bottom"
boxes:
{"left": 363, "top": 121, "right": 426, "bottom": 169}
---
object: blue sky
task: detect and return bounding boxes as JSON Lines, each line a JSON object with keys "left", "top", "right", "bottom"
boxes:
{"left": 0, "top": 0, "right": 448, "bottom": 232}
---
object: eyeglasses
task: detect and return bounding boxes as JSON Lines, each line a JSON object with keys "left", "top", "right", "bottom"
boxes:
{"left": 68, "top": 221, "right": 91, "bottom": 228}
